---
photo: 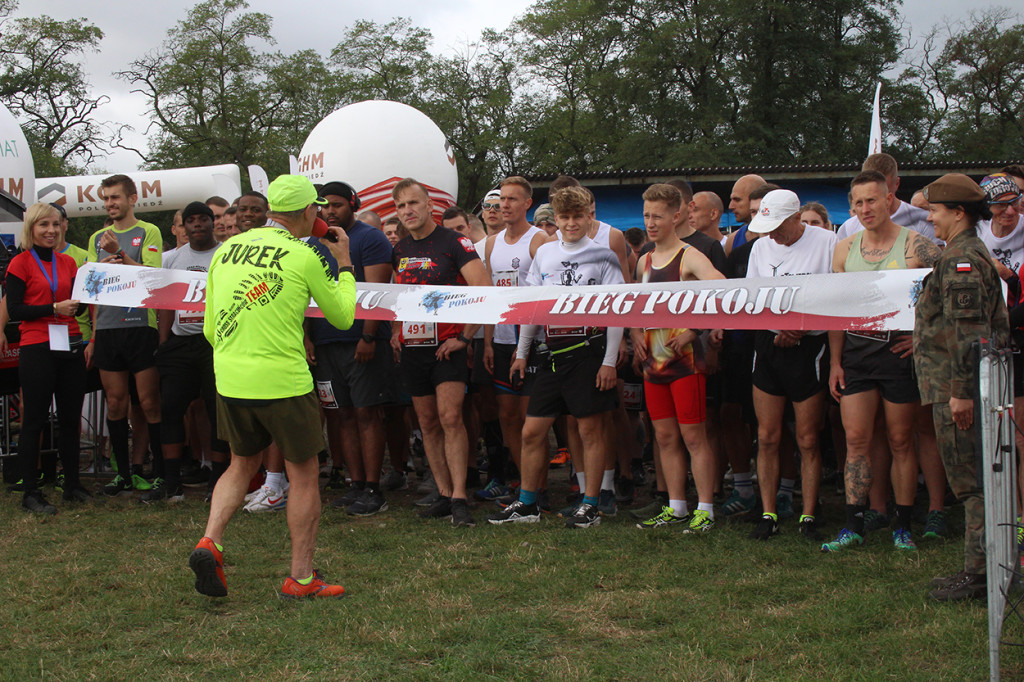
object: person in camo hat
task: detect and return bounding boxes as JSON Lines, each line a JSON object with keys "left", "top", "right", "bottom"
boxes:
{"left": 913, "top": 173, "right": 1010, "bottom": 602}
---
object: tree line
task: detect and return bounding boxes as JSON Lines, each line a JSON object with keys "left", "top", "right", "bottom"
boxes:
{"left": 3, "top": 0, "right": 1022, "bottom": 206}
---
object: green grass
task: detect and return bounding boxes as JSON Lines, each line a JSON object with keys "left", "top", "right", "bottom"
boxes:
{"left": 2, "top": 481, "right": 1023, "bottom": 681}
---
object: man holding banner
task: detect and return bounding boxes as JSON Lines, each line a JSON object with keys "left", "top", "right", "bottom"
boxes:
{"left": 745, "top": 189, "right": 836, "bottom": 542}
{"left": 391, "top": 178, "right": 492, "bottom": 528}
{"left": 86, "top": 174, "right": 166, "bottom": 497}
{"left": 488, "top": 185, "right": 624, "bottom": 529}
{"left": 824, "top": 171, "right": 941, "bottom": 553}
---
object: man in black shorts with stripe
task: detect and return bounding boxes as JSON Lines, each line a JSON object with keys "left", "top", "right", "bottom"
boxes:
{"left": 85, "top": 174, "right": 165, "bottom": 497}
{"left": 391, "top": 178, "right": 492, "bottom": 527}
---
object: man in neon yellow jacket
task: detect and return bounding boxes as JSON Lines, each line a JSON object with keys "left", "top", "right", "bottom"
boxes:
{"left": 190, "top": 175, "right": 357, "bottom": 600}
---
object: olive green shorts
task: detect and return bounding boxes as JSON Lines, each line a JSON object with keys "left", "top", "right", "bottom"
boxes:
{"left": 216, "top": 391, "right": 323, "bottom": 463}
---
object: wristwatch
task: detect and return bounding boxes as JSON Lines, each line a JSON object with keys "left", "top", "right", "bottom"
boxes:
{"left": 457, "top": 333, "right": 471, "bottom": 345}
{"left": 361, "top": 333, "right": 375, "bottom": 344}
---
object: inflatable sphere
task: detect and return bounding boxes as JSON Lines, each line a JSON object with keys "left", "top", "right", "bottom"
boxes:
{"left": 297, "top": 100, "right": 458, "bottom": 224}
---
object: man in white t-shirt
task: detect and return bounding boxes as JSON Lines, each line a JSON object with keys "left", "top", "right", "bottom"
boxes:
{"left": 488, "top": 185, "right": 624, "bottom": 529}
{"left": 745, "top": 190, "right": 836, "bottom": 542}
{"left": 835, "top": 153, "right": 940, "bottom": 245}
{"left": 978, "top": 174, "right": 1024, "bottom": 281}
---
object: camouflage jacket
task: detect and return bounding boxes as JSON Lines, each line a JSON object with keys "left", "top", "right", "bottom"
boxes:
{"left": 913, "top": 229, "right": 1010, "bottom": 404}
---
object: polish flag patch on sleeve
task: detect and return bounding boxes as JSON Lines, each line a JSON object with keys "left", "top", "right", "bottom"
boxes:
{"left": 147, "top": 245, "right": 160, "bottom": 253}
{"left": 956, "top": 262, "right": 971, "bottom": 272}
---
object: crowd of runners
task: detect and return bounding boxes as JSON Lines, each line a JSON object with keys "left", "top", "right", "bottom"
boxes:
{"left": 7, "top": 154, "right": 1022, "bottom": 601}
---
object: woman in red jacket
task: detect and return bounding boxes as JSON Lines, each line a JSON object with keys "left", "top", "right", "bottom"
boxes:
{"left": 7, "top": 203, "right": 89, "bottom": 513}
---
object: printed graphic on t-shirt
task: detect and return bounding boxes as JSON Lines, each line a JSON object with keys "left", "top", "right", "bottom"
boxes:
{"left": 215, "top": 272, "right": 285, "bottom": 341}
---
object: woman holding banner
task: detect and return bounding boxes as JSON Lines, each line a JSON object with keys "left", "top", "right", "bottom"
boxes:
{"left": 6, "top": 203, "right": 89, "bottom": 514}
{"left": 913, "top": 174, "right": 1010, "bottom": 601}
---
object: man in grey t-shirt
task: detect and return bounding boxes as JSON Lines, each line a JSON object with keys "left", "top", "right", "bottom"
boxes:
{"left": 144, "top": 201, "right": 228, "bottom": 502}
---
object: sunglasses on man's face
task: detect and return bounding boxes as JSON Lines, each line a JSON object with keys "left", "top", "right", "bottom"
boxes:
{"left": 482, "top": 202, "right": 501, "bottom": 210}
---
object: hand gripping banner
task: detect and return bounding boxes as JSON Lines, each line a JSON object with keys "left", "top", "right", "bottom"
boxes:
{"left": 72, "top": 263, "right": 929, "bottom": 331}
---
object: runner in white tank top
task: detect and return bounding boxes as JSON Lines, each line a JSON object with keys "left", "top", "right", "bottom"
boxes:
{"left": 489, "top": 226, "right": 544, "bottom": 345}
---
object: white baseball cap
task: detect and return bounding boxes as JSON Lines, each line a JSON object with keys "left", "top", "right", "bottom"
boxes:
{"left": 748, "top": 189, "right": 801, "bottom": 234}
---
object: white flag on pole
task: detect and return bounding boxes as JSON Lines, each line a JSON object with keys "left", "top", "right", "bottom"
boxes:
{"left": 247, "top": 165, "right": 270, "bottom": 196}
{"left": 869, "top": 82, "right": 883, "bottom": 155}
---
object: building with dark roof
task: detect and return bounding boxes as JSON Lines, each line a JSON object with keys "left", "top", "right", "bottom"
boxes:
{"left": 525, "top": 160, "right": 1022, "bottom": 231}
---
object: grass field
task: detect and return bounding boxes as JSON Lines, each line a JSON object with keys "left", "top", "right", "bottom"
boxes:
{"left": 2, "top": 473, "right": 1023, "bottom": 681}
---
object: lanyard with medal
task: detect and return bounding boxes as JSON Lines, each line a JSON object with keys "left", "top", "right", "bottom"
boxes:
{"left": 30, "top": 247, "right": 71, "bottom": 351}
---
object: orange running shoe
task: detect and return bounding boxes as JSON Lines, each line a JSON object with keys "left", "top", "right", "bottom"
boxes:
{"left": 279, "top": 570, "right": 346, "bottom": 600}
{"left": 549, "top": 447, "right": 571, "bottom": 468}
{"left": 189, "top": 537, "right": 227, "bottom": 597}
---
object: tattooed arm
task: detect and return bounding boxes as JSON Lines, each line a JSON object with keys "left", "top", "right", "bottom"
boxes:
{"left": 905, "top": 232, "right": 941, "bottom": 268}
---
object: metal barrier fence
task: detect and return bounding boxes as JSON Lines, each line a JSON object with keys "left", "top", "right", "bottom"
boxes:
{"left": 978, "top": 340, "right": 1020, "bottom": 681}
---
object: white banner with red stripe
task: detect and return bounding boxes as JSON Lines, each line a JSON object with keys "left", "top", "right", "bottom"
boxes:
{"left": 72, "top": 262, "right": 928, "bottom": 331}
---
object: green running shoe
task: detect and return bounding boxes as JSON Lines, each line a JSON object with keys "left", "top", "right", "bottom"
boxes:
{"left": 131, "top": 474, "right": 153, "bottom": 491}
{"left": 892, "top": 528, "right": 917, "bottom": 550}
{"left": 820, "top": 528, "right": 864, "bottom": 553}
{"left": 630, "top": 497, "right": 668, "bottom": 520}
{"left": 923, "top": 510, "right": 947, "bottom": 539}
{"left": 636, "top": 506, "right": 689, "bottom": 530}
{"left": 101, "top": 474, "right": 133, "bottom": 496}
{"left": 683, "top": 509, "right": 715, "bottom": 534}
{"left": 862, "top": 509, "right": 889, "bottom": 533}
{"left": 720, "top": 488, "right": 756, "bottom": 517}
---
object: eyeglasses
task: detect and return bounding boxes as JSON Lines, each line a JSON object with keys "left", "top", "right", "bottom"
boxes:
{"left": 482, "top": 202, "right": 500, "bottom": 210}
{"left": 991, "top": 199, "right": 1021, "bottom": 212}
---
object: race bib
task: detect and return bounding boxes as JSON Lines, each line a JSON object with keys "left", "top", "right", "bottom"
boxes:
{"left": 177, "top": 309, "right": 204, "bottom": 326}
{"left": 316, "top": 380, "right": 338, "bottom": 409}
{"left": 847, "top": 330, "right": 891, "bottom": 343}
{"left": 403, "top": 321, "right": 438, "bottom": 346}
{"left": 622, "top": 382, "right": 644, "bottom": 411}
{"left": 493, "top": 270, "right": 518, "bottom": 288}
{"left": 546, "top": 325, "right": 586, "bottom": 338}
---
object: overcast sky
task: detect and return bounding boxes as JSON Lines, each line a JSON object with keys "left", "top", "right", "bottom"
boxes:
{"left": 18, "top": 0, "right": 1015, "bottom": 173}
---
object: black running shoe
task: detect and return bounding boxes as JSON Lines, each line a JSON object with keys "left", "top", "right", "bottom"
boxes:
{"left": 62, "top": 485, "right": 93, "bottom": 503}
{"left": 325, "top": 468, "right": 347, "bottom": 491}
{"left": 488, "top": 499, "right": 541, "bottom": 525}
{"left": 749, "top": 515, "right": 780, "bottom": 540}
{"left": 615, "top": 477, "right": 635, "bottom": 505}
{"left": 23, "top": 491, "right": 57, "bottom": 515}
{"left": 140, "top": 479, "right": 185, "bottom": 504}
{"left": 798, "top": 516, "right": 821, "bottom": 541}
{"left": 418, "top": 496, "right": 453, "bottom": 519}
{"left": 330, "top": 486, "right": 366, "bottom": 509}
{"left": 451, "top": 499, "right": 475, "bottom": 527}
{"left": 565, "top": 502, "right": 601, "bottom": 529}
{"left": 347, "top": 490, "right": 388, "bottom": 517}
{"left": 101, "top": 474, "right": 133, "bottom": 497}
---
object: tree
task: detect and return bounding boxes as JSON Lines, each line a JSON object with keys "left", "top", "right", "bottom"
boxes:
{"left": 330, "top": 18, "right": 433, "bottom": 105}
{"left": 117, "top": 0, "right": 339, "bottom": 178}
{"left": 421, "top": 31, "right": 530, "bottom": 205}
{"left": 931, "top": 9, "right": 1024, "bottom": 159}
{"left": 0, "top": 0, "right": 107, "bottom": 176}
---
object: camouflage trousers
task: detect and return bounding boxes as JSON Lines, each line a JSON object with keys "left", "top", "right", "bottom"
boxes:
{"left": 932, "top": 402, "right": 986, "bottom": 574}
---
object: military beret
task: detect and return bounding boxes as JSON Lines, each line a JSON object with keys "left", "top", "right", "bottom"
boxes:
{"left": 923, "top": 174, "right": 986, "bottom": 204}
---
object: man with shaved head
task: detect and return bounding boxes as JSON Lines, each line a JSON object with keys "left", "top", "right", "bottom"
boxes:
{"left": 724, "top": 175, "right": 766, "bottom": 256}
{"left": 690, "top": 192, "right": 724, "bottom": 242}
{"left": 358, "top": 210, "right": 382, "bottom": 230}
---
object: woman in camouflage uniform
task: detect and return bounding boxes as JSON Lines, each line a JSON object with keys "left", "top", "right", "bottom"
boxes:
{"left": 913, "top": 173, "right": 1010, "bottom": 602}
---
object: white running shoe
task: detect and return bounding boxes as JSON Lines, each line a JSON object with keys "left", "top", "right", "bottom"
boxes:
{"left": 243, "top": 484, "right": 288, "bottom": 512}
